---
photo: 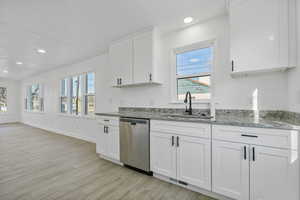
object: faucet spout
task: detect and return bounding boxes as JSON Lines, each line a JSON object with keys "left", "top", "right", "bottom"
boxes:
{"left": 184, "top": 91, "right": 192, "bottom": 115}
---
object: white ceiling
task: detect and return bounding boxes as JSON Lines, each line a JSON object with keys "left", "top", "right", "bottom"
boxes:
{"left": 0, "top": 0, "right": 226, "bottom": 80}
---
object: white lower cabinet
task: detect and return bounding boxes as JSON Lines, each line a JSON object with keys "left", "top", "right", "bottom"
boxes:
{"left": 250, "top": 146, "right": 298, "bottom": 200}
{"left": 150, "top": 120, "right": 211, "bottom": 190}
{"left": 212, "top": 141, "right": 249, "bottom": 200}
{"left": 177, "top": 136, "right": 211, "bottom": 190}
{"left": 150, "top": 132, "right": 177, "bottom": 179}
{"left": 96, "top": 117, "right": 120, "bottom": 162}
{"left": 212, "top": 125, "right": 299, "bottom": 200}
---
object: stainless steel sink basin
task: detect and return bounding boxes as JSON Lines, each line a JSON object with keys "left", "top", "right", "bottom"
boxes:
{"left": 162, "top": 113, "right": 213, "bottom": 120}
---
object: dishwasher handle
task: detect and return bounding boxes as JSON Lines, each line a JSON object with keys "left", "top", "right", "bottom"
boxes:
{"left": 120, "top": 118, "right": 149, "bottom": 125}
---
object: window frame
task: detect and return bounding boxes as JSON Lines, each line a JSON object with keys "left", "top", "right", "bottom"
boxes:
{"left": 59, "top": 78, "right": 69, "bottom": 114}
{"left": 0, "top": 87, "right": 8, "bottom": 113}
{"left": 170, "top": 40, "right": 215, "bottom": 104}
{"left": 25, "top": 83, "right": 44, "bottom": 113}
{"left": 84, "top": 72, "right": 96, "bottom": 116}
{"left": 70, "top": 75, "right": 83, "bottom": 116}
{"left": 59, "top": 71, "right": 96, "bottom": 117}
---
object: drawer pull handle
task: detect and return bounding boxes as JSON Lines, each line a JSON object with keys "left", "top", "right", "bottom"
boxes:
{"left": 104, "top": 120, "right": 110, "bottom": 122}
{"left": 176, "top": 136, "right": 179, "bottom": 147}
{"left": 252, "top": 147, "right": 255, "bottom": 161}
{"left": 171, "top": 136, "right": 175, "bottom": 146}
{"left": 178, "top": 180, "right": 188, "bottom": 186}
{"left": 241, "top": 134, "right": 258, "bottom": 138}
{"left": 243, "top": 146, "right": 247, "bottom": 160}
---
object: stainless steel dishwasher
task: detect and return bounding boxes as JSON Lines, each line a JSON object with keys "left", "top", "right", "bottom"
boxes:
{"left": 119, "top": 117, "right": 150, "bottom": 173}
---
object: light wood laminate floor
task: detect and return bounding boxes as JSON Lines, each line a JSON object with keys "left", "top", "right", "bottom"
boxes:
{"left": 0, "top": 123, "right": 216, "bottom": 200}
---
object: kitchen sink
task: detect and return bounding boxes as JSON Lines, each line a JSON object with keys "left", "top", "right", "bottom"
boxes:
{"left": 162, "top": 113, "right": 213, "bottom": 120}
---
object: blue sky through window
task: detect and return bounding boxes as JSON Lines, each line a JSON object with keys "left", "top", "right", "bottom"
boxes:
{"left": 87, "top": 72, "right": 95, "bottom": 94}
{"left": 176, "top": 47, "right": 212, "bottom": 76}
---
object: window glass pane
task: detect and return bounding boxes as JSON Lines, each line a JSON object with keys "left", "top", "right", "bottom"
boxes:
{"left": 177, "top": 76, "right": 211, "bottom": 100}
{"left": 85, "top": 95, "right": 95, "bottom": 114}
{"left": 71, "top": 76, "right": 81, "bottom": 115}
{"left": 86, "top": 72, "right": 95, "bottom": 94}
{"left": 61, "top": 78, "right": 68, "bottom": 97}
{"left": 31, "top": 84, "right": 40, "bottom": 111}
{"left": 0, "top": 87, "right": 7, "bottom": 112}
{"left": 60, "top": 97, "right": 68, "bottom": 113}
{"left": 176, "top": 47, "right": 212, "bottom": 76}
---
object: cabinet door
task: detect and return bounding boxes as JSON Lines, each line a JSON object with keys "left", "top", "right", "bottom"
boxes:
{"left": 230, "top": 0, "right": 289, "bottom": 72}
{"left": 250, "top": 146, "right": 299, "bottom": 200}
{"left": 133, "top": 31, "right": 153, "bottom": 84}
{"left": 96, "top": 123, "right": 109, "bottom": 156}
{"left": 107, "top": 126, "right": 120, "bottom": 161}
{"left": 212, "top": 141, "right": 249, "bottom": 200}
{"left": 109, "top": 39, "right": 133, "bottom": 86}
{"left": 150, "top": 132, "right": 177, "bottom": 179}
{"left": 176, "top": 136, "right": 211, "bottom": 190}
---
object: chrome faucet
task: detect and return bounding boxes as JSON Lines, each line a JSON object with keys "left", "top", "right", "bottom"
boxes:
{"left": 184, "top": 91, "right": 192, "bottom": 115}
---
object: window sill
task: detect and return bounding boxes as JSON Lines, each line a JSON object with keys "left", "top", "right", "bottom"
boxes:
{"left": 57, "top": 113, "right": 96, "bottom": 120}
{"left": 170, "top": 100, "right": 211, "bottom": 104}
{"left": 23, "top": 110, "right": 45, "bottom": 114}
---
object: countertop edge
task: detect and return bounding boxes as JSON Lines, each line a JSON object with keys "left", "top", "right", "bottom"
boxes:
{"left": 95, "top": 113, "right": 300, "bottom": 131}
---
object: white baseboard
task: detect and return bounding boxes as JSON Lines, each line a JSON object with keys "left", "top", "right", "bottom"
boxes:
{"left": 99, "top": 154, "right": 123, "bottom": 166}
{"left": 153, "top": 173, "right": 233, "bottom": 200}
{"left": 22, "top": 122, "right": 96, "bottom": 143}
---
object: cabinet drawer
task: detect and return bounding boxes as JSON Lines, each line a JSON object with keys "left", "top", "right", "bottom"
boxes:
{"left": 151, "top": 120, "right": 211, "bottom": 139}
{"left": 212, "top": 125, "right": 298, "bottom": 150}
{"left": 96, "top": 116, "right": 119, "bottom": 127}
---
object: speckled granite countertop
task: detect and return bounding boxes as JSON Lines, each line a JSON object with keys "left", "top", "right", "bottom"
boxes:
{"left": 95, "top": 108, "right": 300, "bottom": 131}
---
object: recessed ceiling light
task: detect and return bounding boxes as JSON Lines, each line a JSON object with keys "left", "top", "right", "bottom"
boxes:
{"left": 3, "top": 70, "right": 8, "bottom": 73}
{"left": 37, "top": 49, "right": 47, "bottom": 54}
{"left": 16, "top": 61, "right": 23, "bottom": 65}
{"left": 184, "top": 17, "right": 194, "bottom": 24}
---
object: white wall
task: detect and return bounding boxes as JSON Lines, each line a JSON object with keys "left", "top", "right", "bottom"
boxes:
{"left": 288, "top": 0, "right": 300, "bottom": 113}
{"left": 21, "top": 15, "right": 289, "bottom": 142}
{"left": 0, "top": 78, "right": 20, "bottom": 123}
{"left": 21, "top": 56, "right": 107, "bottom": 142}
{"left": 107, "top": 16, "right": 288, "bottom": 111}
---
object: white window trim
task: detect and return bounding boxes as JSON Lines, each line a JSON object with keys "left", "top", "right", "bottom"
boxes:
{"left": 170, "top": 39, "right": 216, "bottom": 104}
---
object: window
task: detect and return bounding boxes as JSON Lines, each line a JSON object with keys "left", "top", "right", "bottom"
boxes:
{"left": 174, "top": 42, "right": 213, "bottom": 101}
{"left": 71, "top": 75, "right": 82, "bottom": 115}
{"left": 0, "top": 87, "right": 7, "bottom": 112}
{"left": 26, "top": 84, "right": 44, "bottom": 112}
{"left": 60, "top": 78, "right": 68, "bottom": 113}
{"left": 60, "top": 72, "right": 95, "bottom": 116}
{"left": 85, "top": 72, "right": 95, "bottom": 115}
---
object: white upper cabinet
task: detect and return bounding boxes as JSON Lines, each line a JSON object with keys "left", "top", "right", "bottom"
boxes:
{"left": 109, "top": 39, "right": 133, "bottom": 86}
{"left": 229, "top": 0, "right": 296, "bottom": 75}
{"left": 133, "top": 31, "right": 154, "bottom": 84}
{"left": 109, "top": 27, "right": 161, "bottom": 87}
